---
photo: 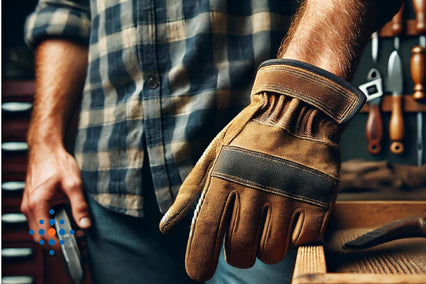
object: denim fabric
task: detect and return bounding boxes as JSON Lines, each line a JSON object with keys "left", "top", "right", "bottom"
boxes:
{"left": 85, "top": 192, "right": 198, "bottom": 284}
{"left": 209, "top": 247, "right": 296, "bottom": 284}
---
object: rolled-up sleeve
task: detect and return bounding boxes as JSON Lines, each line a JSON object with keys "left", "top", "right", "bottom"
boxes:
{"left": 24, "top": 0, "right": 90, "bottom": 49}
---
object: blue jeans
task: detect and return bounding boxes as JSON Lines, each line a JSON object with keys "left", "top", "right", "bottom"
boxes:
{"left": 85, "top": 194, "right": 198, "bottom": 284}
{"left": 85, "top": 193, "right": 295, "bottom": 284}
{"left": 208, "top": 248, "right": 296, "bottom": 284}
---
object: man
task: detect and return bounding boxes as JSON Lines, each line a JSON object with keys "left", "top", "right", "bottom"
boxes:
{"left": 22, "top": 0, "right": 401, "bottom": 283}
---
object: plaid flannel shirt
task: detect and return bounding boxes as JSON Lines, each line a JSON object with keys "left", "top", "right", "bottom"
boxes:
{"left": 25, "top": 0, "right": 297, "bottom": 217}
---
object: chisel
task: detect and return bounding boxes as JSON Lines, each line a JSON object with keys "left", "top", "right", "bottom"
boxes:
{"left": 412, "top": 0, "right": 426, "bottom": 167}
{"left": 388, "top": 4, "right": 405, "bottom": 154}
{"left": 343, "top": 216, "right": 426, "bottom": 250}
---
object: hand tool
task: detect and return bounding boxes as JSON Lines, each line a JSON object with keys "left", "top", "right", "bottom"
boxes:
{"left": 371, "top": 31, "right": 379, "bottom": 64}
{"left": 359, "top": 68, "right": 384, "bottom": 154}
{"left": 54, "top": 207, "right": 83, "bottom": 284}
{"left": 412, "top": 0, "right": 426, "bottom": 167}
{"left": 343, "top": 216, "right": 426, "bottom": 250}
{"left": 388, "top": 4, "right": 405, "bottom": 154}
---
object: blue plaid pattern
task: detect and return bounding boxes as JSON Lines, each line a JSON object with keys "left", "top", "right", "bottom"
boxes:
{"left": 25, "top": 0, "right": 297, "bottom": 217}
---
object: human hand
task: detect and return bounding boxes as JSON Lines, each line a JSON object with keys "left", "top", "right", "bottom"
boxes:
{"left": 160, "top": 59, "right": 365, "bottom": 281}
{"left": 21, "top": 144, "right": 90, "bottom": 247}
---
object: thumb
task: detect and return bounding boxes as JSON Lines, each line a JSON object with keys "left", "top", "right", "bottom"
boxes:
{"left": 63, "top": 178, "right": 91, "bottom": 229}
{"left": 159, "top": 131, "right": 224, "bottom": 234}
{"left": 160, "top": 98, "right": 265, "bottom": 234}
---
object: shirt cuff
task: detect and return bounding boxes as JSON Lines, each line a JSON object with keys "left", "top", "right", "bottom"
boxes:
{"left": 24, "top": 2, "right": 90, "bottom": 49}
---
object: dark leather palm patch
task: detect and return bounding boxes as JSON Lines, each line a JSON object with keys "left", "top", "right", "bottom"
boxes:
{"left": 212, "top": 145, "right": 337, "bottom": 208}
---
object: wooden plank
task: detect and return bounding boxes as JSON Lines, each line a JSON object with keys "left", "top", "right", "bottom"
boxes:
{"left": 360, "top": 95, "right": 426, "bottom": 113}
{"left": 329, "top": 201, "right": 426, "bottom": 230}
{"left": 293, "top": 272, "right": 426, "bottom": 284}
{"left": 293, "top": 246, "right": 327, "bottom": 276}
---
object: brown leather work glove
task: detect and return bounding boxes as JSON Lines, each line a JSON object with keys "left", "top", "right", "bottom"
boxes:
{"left": 159, "top": 59, "right": 366, "bottom": 281}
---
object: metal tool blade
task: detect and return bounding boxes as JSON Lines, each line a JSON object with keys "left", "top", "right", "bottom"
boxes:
{"left": 54, "top": 208, "right": 83, "bottom": 284}
{"left": 416, "top": 123, "right": 424, "bottom": 166}
{"left": 371, "top": 31, "right": 379, "bottom": 64}
{"left": 418, "top": 35, "right": 425, "bottom": 167}
{"left": 387, "top": 50, "right": 404, "bottom": 95}
{"left": 343, "top": 217, "right": 426, "bottom": 250}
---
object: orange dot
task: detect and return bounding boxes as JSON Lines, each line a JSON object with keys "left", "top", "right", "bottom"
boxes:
{"left": 48, "top": 228, "right": 56, "bottom": 236}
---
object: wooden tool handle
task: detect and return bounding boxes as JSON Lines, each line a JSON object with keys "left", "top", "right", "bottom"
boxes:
{"left": 391, "top": 3, "right": 405, "bottom": 36}
{"left": 366, "top": 104, "right": 383, "bottom": 155}
{"left": 411, "top": 46, "right": 425, "bottom": 101}
{"left": 390, "top": 95, "right": 405, "bottom": 154}
{"left": 413, "top": 0, "right": 426, "bottom": 33}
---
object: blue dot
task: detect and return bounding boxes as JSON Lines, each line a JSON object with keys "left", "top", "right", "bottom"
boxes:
{"left": 49, "top": 250, "right": 55, "bottom": 255}
{"left": 49, "top": 239, "right": 55, "bottom": 246}
{"left": 60, "top": 219, "right": 65, "bottom": 224}
{"left": 29, "top": 230, "right": 34, "bottom": 235}
{"left": 39, "top": 240, "right": 45, "bottom": 245}
{"left": 70, "top": 230, "right": 75, "bottom": 235}
{"left": 49, "top": 209, "right": 55, "bottom": 214}
{"left": 60, "top": 240, "right": 65, "bottom": 245}
{"left": 59, "top": 229, "right": 65, "bottom": 235}
{"left": 39, "top": 219, "right": 44, "bottom": 225}
{"left": 39, "top": 229, "right": 45, "bottom": 235}
{"left": 49, "top": 219, "right": 55, "bottom": 225}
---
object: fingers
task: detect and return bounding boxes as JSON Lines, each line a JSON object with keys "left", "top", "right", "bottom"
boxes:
{"left": 185, "top": 178, "right": 235, "bottom": 282}
{"left": 62, "top": 176, "right": 91, "bottom": 229}
{"left": 22, "top": 176, "right": 62, "bottom": 243}
{"left": 291, "top": 206, "right": 326, "bottom": 246}
{"left": 224, "top": 189, "right": 263, "bottom": 268}
{"left": 257, "top": 204, "right": 293, "bottom": 265}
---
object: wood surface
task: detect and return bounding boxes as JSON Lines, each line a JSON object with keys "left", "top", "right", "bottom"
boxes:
{"left": 292, "top": 201, "right": 426, "bottom": 284}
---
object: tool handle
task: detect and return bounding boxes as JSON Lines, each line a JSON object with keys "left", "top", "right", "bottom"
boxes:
{"left": 411, "top": 46, "right": 425, "bottom": 101}
{"left": 413, "top": 0, "right": 426, "bottom": 33}
{"left": 391, "top": 3, "right": 405, "bottom": 36}
{"left": 390, "top": 95, "right": 404, "bottom": 154}
{"left": 366, "top": 104, "right": 383, "bottom": 155}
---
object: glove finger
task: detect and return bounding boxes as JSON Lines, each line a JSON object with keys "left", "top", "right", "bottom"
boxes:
{"left": 291, "top": 206, "right": 327, "bottom": 246}
{"left": 224, "top": 186, "right": 264, "bottom": 269}
{"left": 185, "top": 177, "right": 235, "bottom": 282}
{"left": 257, "top": 200, "right": 292, "bottom": 265}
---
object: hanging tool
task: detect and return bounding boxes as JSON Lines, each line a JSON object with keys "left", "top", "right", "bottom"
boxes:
{"left": 388, "top": 4, "right": 405, "bottom": 154}
{"left": 371, "top": 31, "right": 379, "bottom": 64}
{"left": 359, "top": 68, "right": 384, "bottom": 155}
{"left": 412, "top": 0, "right": 426, "bottom": 167}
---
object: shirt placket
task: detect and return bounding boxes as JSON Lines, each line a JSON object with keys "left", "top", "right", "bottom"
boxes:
{"left": 135, "top": 0, "right": 174, "bottom": 213}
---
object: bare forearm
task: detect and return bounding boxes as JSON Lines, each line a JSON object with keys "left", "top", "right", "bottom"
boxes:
{"left": 278, "top": 0, "right": 402, "bottom": 78}
{"left": 28, "top": 39, "right": 88, "bottom": 147}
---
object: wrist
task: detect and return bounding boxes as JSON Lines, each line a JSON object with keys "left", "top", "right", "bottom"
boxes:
{"left": 27, "top": 123, "right": 65, "bottom": 149}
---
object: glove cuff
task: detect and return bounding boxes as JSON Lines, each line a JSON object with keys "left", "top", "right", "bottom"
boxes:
{"left": 251, "top": 59, "right": 366, "bottom": 124}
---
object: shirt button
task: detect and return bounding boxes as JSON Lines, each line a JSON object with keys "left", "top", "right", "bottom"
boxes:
{"left": 147, "top": 75, "right": 159, "bottom": 89}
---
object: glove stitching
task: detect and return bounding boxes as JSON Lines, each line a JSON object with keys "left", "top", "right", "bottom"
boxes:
{"left": 258, "top": 65, "right": 356, "bottom": 110}
{"left": 253, "top": 83, "right": 352, "bottom": 123}
{"left": 252, "top": 118, "right": 338, "bottom": 148}
{"left": 254, "top": 66, "right": 358, "bottom": 122}
{"left": 211, "top": 172, "right": 329, "bottom": 209}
